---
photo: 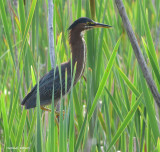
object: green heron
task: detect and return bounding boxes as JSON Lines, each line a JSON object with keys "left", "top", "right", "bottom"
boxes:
{"left": 21, "top": 17, "right": 111, "bottom": 109}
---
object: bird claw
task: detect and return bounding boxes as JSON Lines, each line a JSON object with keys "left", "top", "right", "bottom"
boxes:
{"left": 40, "top": 106, "right": 51, "bottom": 112}
{"left": 40, "top": 106, "right": 65, "bottom": 119}
{"left": 55, "top": 110, "right": 65, "bottom": 119}
{"left": 41, "top": 106, "right": 65, "bottom": 130}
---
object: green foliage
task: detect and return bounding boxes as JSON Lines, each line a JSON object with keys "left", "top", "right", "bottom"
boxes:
{"left": 0, "top": 0, "right": 160, "bottom": 151}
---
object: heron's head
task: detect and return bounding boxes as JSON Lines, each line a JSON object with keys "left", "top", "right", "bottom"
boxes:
{"left": 68, "top": 17, "right": 112, "bottom": 32}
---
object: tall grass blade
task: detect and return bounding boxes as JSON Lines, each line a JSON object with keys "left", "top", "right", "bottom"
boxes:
{"left": 98, "top": 110, "right": 107, "bottom": 135}
{"left": 15, "top": 109, "right": 27, "bottom": 146}
{"left": 18, "top": 0, "right": 26, "bottom": 35}
{"left": 117, "top": 67, "right": 140, "bottom": 96}
{"left": 139, "top": 69, "right": 160, "bottom": 142}
{"left": 36, "top": 58, "right": 42, "bottom": 152}
{"left": 88, "top": 38, "right": 121, "bottom": 121}
{"left": 21, "top": 0, "right": 37, "bottom": 51}
{"left": 75, "top": 113, "right": 88, "bottom": 151}
{"left": 0, "top": 0, "right": 15, "bottom": 66}
{"left": 105, "top": 88, "right": 124, "bottom": 121}
{"left": 26, "top": 110, "right": 36, "bottom": 147}
{"left": 73, "top": 88, "right": 83, "bottom": 130}
{"left": 107, "top": 94, "right": 142, "bottom": 152}
{"left": 140, "top": 0, "right": 159, "bottom": 67}
{"left": 142, "top": 38, "right": 160, "bottom": 86}
{"left": 69, "top": 61, "right": 77, "bottom": 152}
{"left": 1, "top": 94, "right": 10, "bottom": 150}
{"left": 9, "top": 73, "right": 22, "bottom": 133}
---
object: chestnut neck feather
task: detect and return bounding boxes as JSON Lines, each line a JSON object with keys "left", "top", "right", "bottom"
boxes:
{"left": 68, "top": 28, "right": 86, "bottom": 83}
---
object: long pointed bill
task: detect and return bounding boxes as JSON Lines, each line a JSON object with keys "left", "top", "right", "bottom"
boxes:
{"left": 94, "top": 22, "right": 112, "bottom": 28}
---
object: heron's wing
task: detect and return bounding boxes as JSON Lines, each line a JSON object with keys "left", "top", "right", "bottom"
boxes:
{"left": 21, "top": 68, "right": 60, "bottom": 109}
{"left": 38, "top": 67, "right": 61, "bottom": 105}
{"left": 21, "top": 62, "right": 72, "bottom": 109}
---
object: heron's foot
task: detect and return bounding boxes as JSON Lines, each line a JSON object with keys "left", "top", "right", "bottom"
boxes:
{"left": 40, "top": 106, "right": 51, "bottom": 112}
{"left": 88, "top": 67, "right": 92, "bottom": 72}
{"left": 41, "top": 106, "right": 60, "bottom": 129}
{"left": 55, "top": 110, "right": 65, "bottom": 119}
{"left": 40, "top": 106, "right": 65, "bottom": 118}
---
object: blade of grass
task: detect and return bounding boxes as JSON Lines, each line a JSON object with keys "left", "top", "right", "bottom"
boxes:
{"left": 15, "top": 109, "right": 27, "bottom": 146}
{"left": 69, "top": 61, "right": 77, "bottom": 152}
{"left": 88, "top": 38, "right": 121, "bottom": 121}
{"left": 147, "top": 116, "right": 151, "bottom": 151}
{"left": 157, "top": 138, "right": 160, "bottom": 152}
{"left": 73, "top": 88, "right": 83, "bottom": 130}
{"left": 105, "top": 88, "right": 124, "bottom": 121}
{"left": 75, "top": 112, "right": 88, "bottom": 151}
{"left": 59, "top": 79, "right": 64, "bottom": 152}
{"left": 18, "top": 0, "right": 26, "bottom": 35}
{"left": 77, "top": 0, "right": 82, "bottom": 18}
{"left": 56, "top": 59, "right": 65, "bottom": 152}
{"left": 142, "top": 38, "right": 160, "bottom": 86}
{"left": 26, "top": 110, "right": 36, "bottom": 148}
{"left": 1, "top": 93, "right": 10, "bottom": 150}
{"left": 96, "top": 0, "right": 108, "bottom": 85}
{"left": 31, "top": 66, "right": 36, "bottom": 85}
{"left": 139, "top": 69, "right": 160, "bottom": 143}
{"left": 107, "top": 94, "right": 142, "bottom": 152}
{"left": 9, "top": 72, "right": 22, "bottom": 131}
{"left": 140, "top": 108, "right": 146, "bottom": 152}
{"left": 0, "top": 0, "right": 15, "bottom": 66}
{"left": 129, "top": 121, "right": 134, "bottom": 152}
{"left": 140, "top": 0, "right": 159, "bottom": 67}
{"left": 49, "top": 64, "right": 56, "bottom": 152}
{"left": 36, "top": 58, "right": 42, "bottom": 152}
{"left": 103, "top": 96, "right": 112, "bottom": 143}
{"left": 119, "top": 75, "right": 130, "bottom": 111}
{"left": 117, "top": 67, "right": 140, "bottom": 97}
{"left": 89, "top": 0, "right": 95, "bottom": 19}
{"left": 21, "top": 0, "right": 37, "bottom": 52}
{"left": 98, "top": 109, "right": 107, "bottom": 135}
{"left": 64, "top": 68, "right": 68, "bottom": 152}
{"left": 10, "top": 129, "right": 15, "bottom": 146}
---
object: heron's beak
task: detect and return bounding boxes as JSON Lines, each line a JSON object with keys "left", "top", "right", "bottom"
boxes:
{"left": 93, "top": 22, "right": 112, "bottom": 28}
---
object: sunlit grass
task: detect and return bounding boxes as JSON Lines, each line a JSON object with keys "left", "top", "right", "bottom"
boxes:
{"left": 0, "top": 0, "right": 160, "bottom": 151}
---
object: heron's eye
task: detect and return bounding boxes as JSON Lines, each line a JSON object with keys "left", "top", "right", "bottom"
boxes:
{"left": 86, "top": 22, "right": 94, "bottom": 25}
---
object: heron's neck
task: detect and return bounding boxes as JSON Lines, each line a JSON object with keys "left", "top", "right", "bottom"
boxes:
{"left": 69, "top": 30, "right": 86, "bottom": 83}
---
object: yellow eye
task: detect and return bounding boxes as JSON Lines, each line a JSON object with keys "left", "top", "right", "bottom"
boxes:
{"left": 86, "top": 22, "right": 93, "bottom": 25}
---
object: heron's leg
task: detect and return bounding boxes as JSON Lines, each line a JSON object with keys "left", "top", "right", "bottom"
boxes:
{"left": 54, "top": 118, "right": 59, "bottom": 129}
{"left": 83, "top": 75, "right": 87, "bottom": 82}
